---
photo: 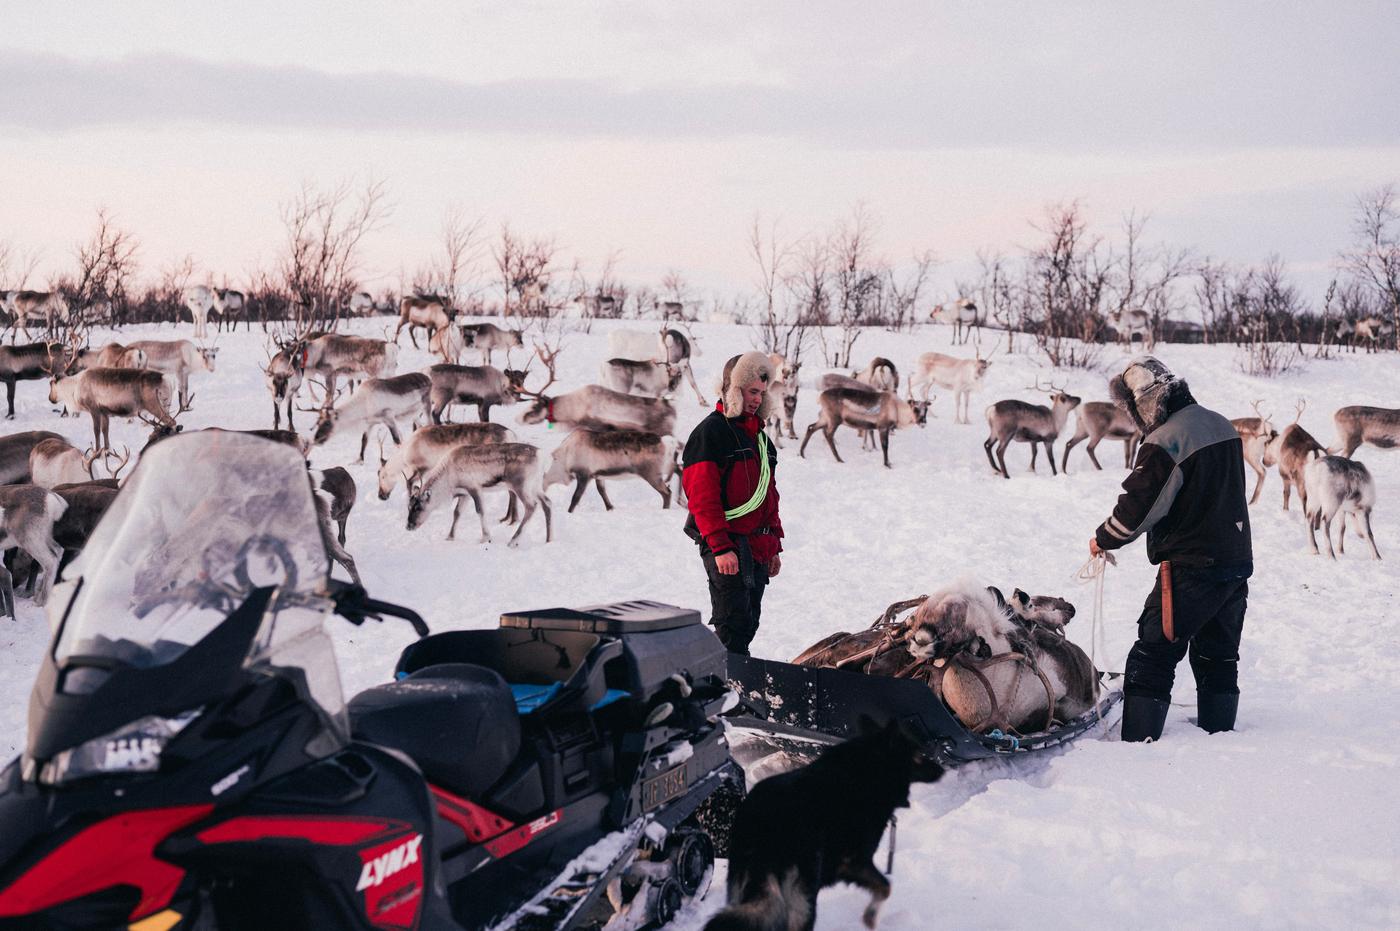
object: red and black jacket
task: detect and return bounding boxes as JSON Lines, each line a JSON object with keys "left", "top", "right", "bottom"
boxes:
{"left": 681, "top": 406, "right": 783, "bottom": 564}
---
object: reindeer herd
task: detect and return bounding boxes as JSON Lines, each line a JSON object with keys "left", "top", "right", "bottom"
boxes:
{"left": 0, "top": 289, "right": 1389, "bottom": 626}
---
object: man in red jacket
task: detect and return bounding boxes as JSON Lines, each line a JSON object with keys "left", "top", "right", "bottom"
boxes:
{"left": 682, "top": 352, "right": 783, "bottom": 655}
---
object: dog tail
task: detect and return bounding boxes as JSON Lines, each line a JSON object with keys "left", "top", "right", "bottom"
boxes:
{"left": 704, "top": 868, "right": 809, "bottom": 931}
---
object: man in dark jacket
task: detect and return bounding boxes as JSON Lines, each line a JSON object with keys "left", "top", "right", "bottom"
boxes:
{"left": 1088, "top": 356, "right": 1252, "bottom": 742}
{"left": 682, "top": 352, "right": 783, "bottom": 655}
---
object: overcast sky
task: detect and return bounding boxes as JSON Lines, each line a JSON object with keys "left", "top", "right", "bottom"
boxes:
{"left": 2, "top": 2, "right": 1396, "bottom": 301}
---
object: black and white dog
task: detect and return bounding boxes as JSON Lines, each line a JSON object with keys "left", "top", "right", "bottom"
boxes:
{"left": 706, "top": 720, "right": 944, "bottom": 931}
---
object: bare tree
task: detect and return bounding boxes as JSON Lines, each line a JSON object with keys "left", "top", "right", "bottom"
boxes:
{"left": 0, "top": 240, "right": 41, "bottom": 292}
{"left": 822, "top": 204, "right": 884, "bottom": 367}
{"left": 278, "top": 177, "right": 390, "bottom": 327}
{"left": 431, "top": 205, "right": 486, "bottom": 310}
{"left": 1235, "top": 256, "right": 1304, "bottom": 376}
{"left": 1107, "top": 210, "right": 1191, "bottom": 345}
{"left": 71, "top": 208, "right": 141, "bottom": 322}
{"left": 975, "top": 249, "right": 1019, "bottom": 354}
{"left": 493, "top": 224, "right": 558, "bottom": 316}
{"left": 1024, "top": 202, "right": 1106, "bottom": 369}
{"left": 1342, "top": 184, "right": 1400, "bottom": 350}
{"left": 884, "top": 250, "right": 937, "bottom": 332}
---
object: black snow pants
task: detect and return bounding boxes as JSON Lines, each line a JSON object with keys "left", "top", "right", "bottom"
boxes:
{"left": 1124, "top": 562, "right": 1251, "bottom": 703}
{"left": 698, "top": 536, "right": 769, "bottom": 656}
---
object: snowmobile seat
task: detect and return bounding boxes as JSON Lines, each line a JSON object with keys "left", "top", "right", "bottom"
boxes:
{"left": 349, "top": 663, "right": 521, "bottom": 798}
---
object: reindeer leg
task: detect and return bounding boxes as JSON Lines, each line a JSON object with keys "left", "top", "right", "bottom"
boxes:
{"left": 1061, "top": 436, "right": 1080, "bottom": 473}
{"left": 643, "top": 469, "right": 672, "bottom": 509}
{"left": 799, "top": 423, "right": 820, "bottom": 458}
{"left": 286, "top": 397, "right": 296, "bottom": 431}
{"left": 1046, "top": 441, "right": 1059, "bottom": 476}
{"left": 358, "top": 430, "right": 370, "bottom": 463}
{"left": 996, "top": 438, "right": 1012, "bottom": 479}
{"left": 593, "top": 478, "right": 617, "bottom": 510}
{"left": 1086, "top": 439, "right": 1103, "bottom": 471}
{"left": 502, "top": 492, "right": 519, "bottom": 524}
{"left": 1338, "top": 513, "right": 1349, "bottom": 554}
{"left": 432, "top": 401, "right": 446, "bottom": 425}
{"left": 1282, "top": 478, "right": 1292, "bottom": 511}
{"left": 539, "top": 495, "right": 552, "bottom": 543}
{"left": 0, "top": 561, "right": 12, "bottom": 620}
{"left": 4, "top": 379, "right": 14, "bottom": 418}
{"left": 1323, "top": 513, "right": 1337, "bottom": 559}
{"left": 983, "top": 436, "right": 1000, "bottom": 473}
{"left": 337, "top": 514, "right": 348, "bottom": 546}
{"left": 568, "top": 476, "right": 589, "bottom": 513}
{"left": 1028, "top": 443, "right": 1038, "bottom": 472}
{"left": 507, "top": 497, "right": 536, "bottom": 547}
{"left": 446, "top": 496, "right": 464, "bottom": 541}
{"left": 408, "top": 325, "right": 420, "bottom": 350}
{"left": 1307, "top": 511, "right": 1321, "bottom": 554}
{"left": 824, "top": 426, "right": 844, "bottom": 463}
{"left": 478, "top": 402, "right": 490, "bottom": 422}
{"left": 1363, "top": 510, "right": 1382, "bottom": 559}
{"left": 469, "top": 490, "right": 492, "bottom": 543}
{"left": 880, "top": 427, "right": 892, "bottom": 468}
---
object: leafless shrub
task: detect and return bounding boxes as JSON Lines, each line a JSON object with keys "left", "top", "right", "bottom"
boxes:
{"left": 493, "top": 224, "right": 558, "bottom": 317}
{"left": 1341, "top": 185, "right": 1400, "bottom": 351}
{"left": 1234, "top": 256, "right": 1304, "bottom": 377}
{"left": 278, "top": 177, "right": 389, "bottom": 327}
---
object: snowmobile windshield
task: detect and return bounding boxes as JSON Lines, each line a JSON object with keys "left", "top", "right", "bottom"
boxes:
{"left": 50, "top": 432, "right": 347, "bottom": 731}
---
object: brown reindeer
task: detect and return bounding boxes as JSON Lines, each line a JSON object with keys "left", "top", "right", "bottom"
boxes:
{"left": 49, "top": 367, "right": 183, "bottom": 452}
{"left": 800, "top": 386, "right": 929, "bottom": 468}
{"left": 543, "top": 430, "right": 682, "bottom": 512}
{"left": 377, "top": 422, "right": 516, "bottom": 500}
{"left": 406, "top": 443, "right": 552, "bottom": 546}
{"left": 427, "top": 364, "right": 521, "bottom": 424}
{"left": 393, "top": 295, "right": 453, "bottom": 348}
{"left": 1267, "top": 401, "right": 1325, "bottom": 512}
{"left": 1062, "top": 401, "right": 1141, "bottom": 473}
{"left": 983, "top": 383, "right": 1082, "bottom": 479}
{"left": 0, "top": 484, "right": 67, "bottom": 614}
{"left": 1329, "top": 405, "right": 1400, "bottom": 458}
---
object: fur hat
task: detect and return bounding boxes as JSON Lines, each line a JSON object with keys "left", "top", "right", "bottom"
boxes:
{"left": 721, "top": 352, "right": 775, "bottom": 419}
{"left": 1109, "top": 355, "right": 1192, "bottom": 434}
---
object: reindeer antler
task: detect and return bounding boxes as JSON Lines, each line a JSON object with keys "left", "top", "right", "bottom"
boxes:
{"left": 104, "top": 445, "right": 132, "bottom": 480}
{"left": 1293, "top": 398, "right": 1306, "bottom": 423}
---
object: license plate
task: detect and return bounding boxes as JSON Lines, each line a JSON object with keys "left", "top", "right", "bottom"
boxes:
{"left": 642, "top": 764, "right": 688, "bottom": 811}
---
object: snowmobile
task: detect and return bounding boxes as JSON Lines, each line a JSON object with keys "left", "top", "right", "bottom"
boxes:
{"left": 0, "top": 433, "right": 742, "bottom": 931}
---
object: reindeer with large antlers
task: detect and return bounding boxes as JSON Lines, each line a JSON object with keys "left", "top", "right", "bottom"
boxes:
{"left": 49, "top": 364, "right": 185, "bottom": 453}
{"left": 983, "top": 380, "right": 1082, "bottom": 479}
{"left": 1267, "top": 399, "right": 1326, "bottom": 512}
{"left": 517, "top": 343, "right": 678, "bottom": 435}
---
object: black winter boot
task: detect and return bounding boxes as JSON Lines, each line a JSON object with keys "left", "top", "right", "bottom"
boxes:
{"left": 1197, "top": 692, "right": 1238, "bottom": 734}
{"left": 1121, "top": 695, "right": 1170, "bottom": 743}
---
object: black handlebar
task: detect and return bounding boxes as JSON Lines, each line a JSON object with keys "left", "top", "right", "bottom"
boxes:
{"left": 330, "top": 582, "right": 430, "bottom": 637}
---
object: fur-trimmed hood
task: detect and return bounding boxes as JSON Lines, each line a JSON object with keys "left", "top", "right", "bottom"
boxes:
{"left": 720, "top": 351, "right": 776, "bottom": 419}
{"left": 1109, "top": 355, "right": 1196, "bottom": 435}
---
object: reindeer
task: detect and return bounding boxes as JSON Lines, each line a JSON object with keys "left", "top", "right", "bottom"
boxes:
{"left": 1304, "top": 453, "right": 1381, "bottom": 559}
{"left": 930, "top": 298, "right": 982, "bottom": 344}
{"left": 1266, "top": 402, "right": 1325, "bottom": 512}
{"left": 800, "top": 386, "right": 929, "bottom": 468}
{"left": 767, "top": 354, "right": 801, "bottom": 385}
{"left": 50, "top": 368, "right": 183, "bottom": 452}
{"left": 1106, "top": 308, "right": 1153, "bottom": 349}
{"left": 983, "top": 383, "right": 1082, "bottom": 479}
{"left": 1330, "top": 406, "right": 1400, "bottom": 458}
{"left": 0, "top": 485, "right": 67, "bottom": 614}
{"left": 908, "top": 351, "right": 990, "bottom": 424}
{"left": 302, "top": 333, "right": 399, "bottom": 398}
{"left": 460, "top": 323, "right": 524, "bottom": 366}
{"left": 1061, "top": 401, "right": 1141, "bottom": 473}
{"left": 348, "top": 291, "right": 376, "bottom": 317}
{"left": 817, "top": 372, "right": 887, "bottom": 450}
{"left": 1232, "top": 400, "right": 1280, "bottom": 504}
{"left": 428, "top": 364, "right": 521, "bottom": 423}
{"left": 543, "top": 430, "right": 681, "bottom": 512}
{"left": 90, "top": 342, "right": 148, "bottom": 370}
{"left": 212, "top": 289, "right": 247, "bottom": 332}
{"left": 428, "top": 323, "right": 466, "bottom": 363}
{"left": 406, "top": 443, "right": 552, "bottom": 546}
{"left": 599, "top": 358, "right": 682, "bottom": 399}
{"left": 394, "top": 295, "right": 453, "bottom": 348}
{"left": 263, "top": 343, "right": 305, "bottom": 431}
{"left": 310, "top": 467, "right": 356, "bottom": 545}
{"left": 182, "top": 285, "right": 217, "bottom": 339}
{"left": 127, "top": 338, "right": 217, "bottom": 409}
{"left": 377, "top": 422, "right": 516, "bottom": 500}
{"left": 310, "top": 372, "right": 433, "bottom": 462}
{"left": 765, "top": 377, "right": 800, "bottom": 446}
{"left": 606, "top": 326, "right": 706, "bottom": 405}
{"left": 12, "top": 291, "right": 70, "bottom": 338}
{"left": 28, "top": 438, "right": 102, "bottom": 488}
{"left": 518, "top": 361, "right": 677, "bottom": 434}
{"left": 0, "top": 343, "right": 66, "bottom": 418}
{"left": 1354, "top": 316, "right": 1393, "bottom": 353}
{"left": 855, "top": 357, "right": 899, "bottom": 392}
{"left": 0, "top": 431, "right": 64, "bottom": 485}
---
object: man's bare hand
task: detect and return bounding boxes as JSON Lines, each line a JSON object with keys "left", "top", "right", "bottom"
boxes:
{"left": 1089, "top": 538, "right": 1103, "bottom": 557}
{"left": 768, "top": 554, "right": 782, "bottom": 578}
{"left": 715, "top": 551, "right": 739, "bottom": 575}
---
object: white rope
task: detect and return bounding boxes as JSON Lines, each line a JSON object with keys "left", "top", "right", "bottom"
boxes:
{"left": 1071, "top": 551, "right": 1116, "bottom": 732}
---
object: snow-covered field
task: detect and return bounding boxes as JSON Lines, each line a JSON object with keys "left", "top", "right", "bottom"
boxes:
{"left": 1, "top": 318, "right": 1396, "bottom": 929}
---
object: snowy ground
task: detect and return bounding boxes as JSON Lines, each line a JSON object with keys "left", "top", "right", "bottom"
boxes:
{"left": 1, "top": 317, "right": 1396, "bottom": 929}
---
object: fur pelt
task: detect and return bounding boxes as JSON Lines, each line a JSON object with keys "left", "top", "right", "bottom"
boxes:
{"left": 721, "top": 352, "right": 776, "bottom": 420}
{"left": 1109, "top": 355, "right": 1196, "bottom": 435}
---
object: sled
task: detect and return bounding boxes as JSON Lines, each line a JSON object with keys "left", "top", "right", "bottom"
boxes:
{"left": 725, "top": 653, "right": 1122, "bottom": 767}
